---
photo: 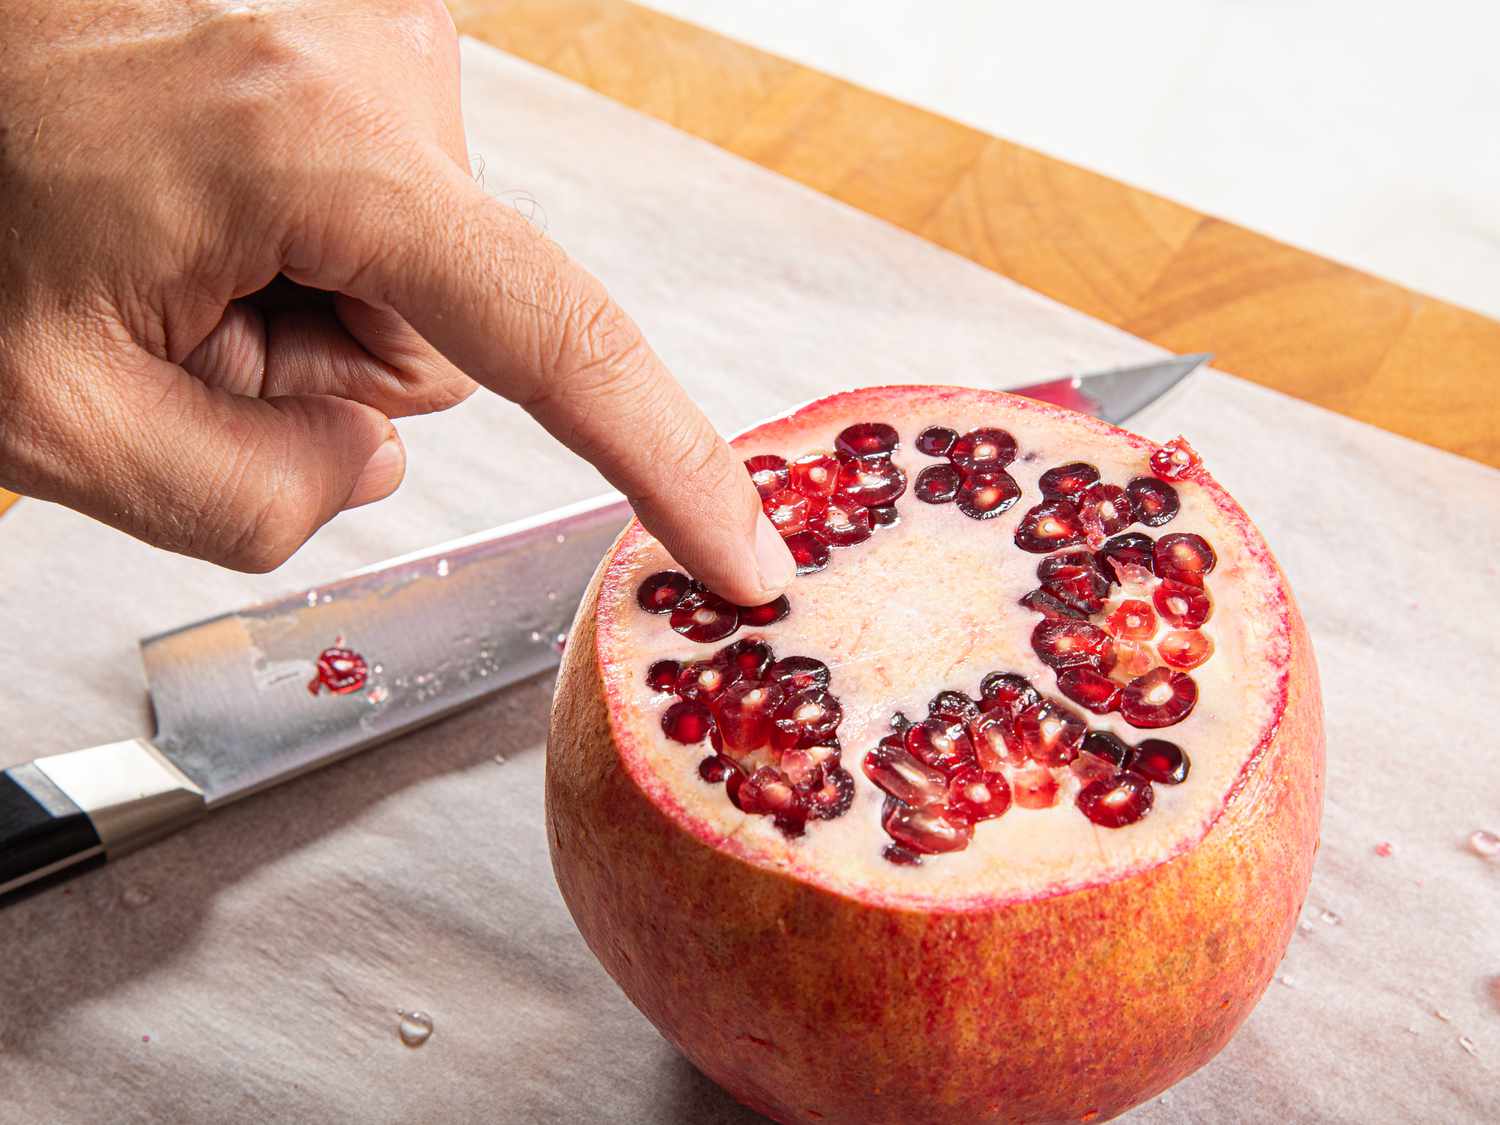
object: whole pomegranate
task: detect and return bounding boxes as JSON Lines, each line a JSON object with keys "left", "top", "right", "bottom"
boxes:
{"left": 547, "top": 386, "right": 1323, "bottom": 1124}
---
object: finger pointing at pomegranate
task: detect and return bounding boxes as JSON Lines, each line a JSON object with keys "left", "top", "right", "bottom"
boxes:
{"left": 326, "top": 161, "right": 797, "bottom": 606}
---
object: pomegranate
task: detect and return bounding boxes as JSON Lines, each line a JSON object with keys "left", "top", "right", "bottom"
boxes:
{"left": 548, "top": 387, "right": 1323, "bottom": 1124}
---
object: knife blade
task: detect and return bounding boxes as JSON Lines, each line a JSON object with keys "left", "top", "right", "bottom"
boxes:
{"left": 0, "top": 353, "right": 1208, "bottom": 903}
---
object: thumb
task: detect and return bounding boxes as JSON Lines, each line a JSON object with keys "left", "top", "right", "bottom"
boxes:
{"left": 17, "top": 343, "right": 404, "bottom": 572}
{"left": 320, "top": 158, "right": 795, "bottom": 605}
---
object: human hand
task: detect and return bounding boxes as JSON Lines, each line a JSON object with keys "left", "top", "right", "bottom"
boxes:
{"left": 0, "top": 0, "right": 795, "bottom": 604}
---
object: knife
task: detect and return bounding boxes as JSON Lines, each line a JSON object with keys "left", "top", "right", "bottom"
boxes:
{"left": 0, "top": 354, "right": 1208, "bottom": 904}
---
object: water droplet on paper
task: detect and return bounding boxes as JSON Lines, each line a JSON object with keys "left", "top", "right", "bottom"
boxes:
{"left": 529, "top": 630, "right": 542, "bottom": 643}
{"left": 493, "top": 753, "right": 507, "bottom": 766}
{"left": 367, "top": 685, "right": 389, "bottom": 705}
{"left": 1298, "top": 920, "right": 1314, "bottom": 934}
{"left": 1458, "top": 1035, "right": 1477, "bottom": 1057}
{"left": 1374, "top": 841, "right": 1393, "bottom": 857}
{"left": 436, "top": 558, "right": 450, "bottom": 578}
{"left": 397, "top": 1009, "right": 433, "bottom": 1047}
{"left": 1434, "top": 1008, "right": 1452, "bottom": 1022}
{"left": 321, "top": 594, "right": 332, "bottom": 605}
{"left": 121, "top": 884, "right": 153, "bottom": 909}
{"left": 546, "top": 590, "right": 558, "bottom": 601}
{"left": 555, "top": 533, "right": 566, "bottom": 544}
{"left": 306, "top": 590, "right": 318, "bottom": 608}
{"left": 1404, "top": 1025, "right": 1420, "bottom": 1036}
{"left": 1468, "top": 829, "right": 1500, "bottom": 858}
{"left": 1277, "top": 974, "right": 1296, "bottom": 988}
{"left": 1319, "top": 909, "right": 1341, "bottom": 926}
{"left": 553, "top": 632, "right": 568, "bottom": 653}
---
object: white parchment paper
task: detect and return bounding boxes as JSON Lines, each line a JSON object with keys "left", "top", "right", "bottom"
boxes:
{"left": 1, "top": 39, "right": 1496, "bottom": 1124}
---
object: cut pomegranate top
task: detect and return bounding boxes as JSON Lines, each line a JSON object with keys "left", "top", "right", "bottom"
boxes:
{"left": 592, "top": 387, "right": 1292, "bottom": 909}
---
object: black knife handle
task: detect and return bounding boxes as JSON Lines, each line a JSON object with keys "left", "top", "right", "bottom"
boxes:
{"left": 0, "top": 764, "right": 105, "bottom": 903}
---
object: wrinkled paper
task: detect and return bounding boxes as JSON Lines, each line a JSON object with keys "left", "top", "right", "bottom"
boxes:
{"left": 1, "top": 38, "right": 1496, "bottom": 1125}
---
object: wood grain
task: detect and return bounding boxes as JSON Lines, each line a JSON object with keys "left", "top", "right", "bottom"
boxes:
{"left": 2, "top": 0, "right": 1491, "bottom": 521}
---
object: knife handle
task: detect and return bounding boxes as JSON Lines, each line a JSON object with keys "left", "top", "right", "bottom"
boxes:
{"left": 0, "top": 740, "right": 205, "bottom": 906}
{"left": 0, "top": 764, "right": 106, "bottom": 902}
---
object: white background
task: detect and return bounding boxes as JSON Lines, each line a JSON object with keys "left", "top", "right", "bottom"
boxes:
{"left": 646, "top": 0, "right": 1500, "bottom": 319}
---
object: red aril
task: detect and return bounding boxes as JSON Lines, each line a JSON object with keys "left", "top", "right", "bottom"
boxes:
{"left": 763, "top": 489, "right": 813, "bottom": 534}
{"left": 1154, "top": 579, "right": 1213, "bottom": 628}
{"left": 550, "top": 386, "right": 1324, "bottom": 1125}
{"left": 743, "top": 454, "right": 789, "bottom": 499}
{"left": 834, "top": 457, "right": 908, "bottom": 506}
{"left": 788, "top": 452, "right": 841, "bottom": 500}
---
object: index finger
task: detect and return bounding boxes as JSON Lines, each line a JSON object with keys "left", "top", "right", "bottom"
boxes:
{"left": 319, "top": 159, "right": 795, "bottom": 606}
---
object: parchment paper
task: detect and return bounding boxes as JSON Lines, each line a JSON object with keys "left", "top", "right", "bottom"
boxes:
{"left": 1, "top": 38, "right": 1496, "bottom": 1124}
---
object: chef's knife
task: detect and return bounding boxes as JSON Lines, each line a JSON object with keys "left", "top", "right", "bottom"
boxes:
{"left": 0, "top": 354, "right": 1208, "bottom": 904}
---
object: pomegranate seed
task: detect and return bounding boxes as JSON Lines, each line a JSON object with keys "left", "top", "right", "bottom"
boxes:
{"left": 1126, "top": 476, "right": 1180, "bottom": 527}
{"left": 637, "top": 570, "right": 693, "bottom": 614}
{"left": 883, "top": 843, "right": 923, "bottom": 866}
{"left": 978, "top": 672, "right": 1041, "bottom": 718}
{"left": 806, "top": 766, "right": 855, "bottom": 819}
{"left": 1038, "top": 551, "right": 1111, "bottom": 614}
{"left": 1096, "top": 533, "right": 1156, "bottom": 582}
{"left": 1106, "top": 599, "right": 1157, "bottom": 640}
{"left": 711, "top": 680, "right": 783, "bottom": 751}
{"left": 670, "top": 590, "right": 741, "bottom": 643}
{"left": 765, "top": 655, "right": 831, "bottom": 693}
{"left": 882, "top": 798, "right": 974, "bottom": 854}
{"left": 763, "top": 489, "right": 813, "bottom": 534}
{"left": 1014, "top": 499, "right": 1085, "bottom": 553}
{"left": 771, "top": 688, "right": 842, "bottom": 749}
{"left": 1077, "top": 483, "right": 1134, "bottom": 538}
{"left": 904, "top": 717, "right": 977, "bottom": 770}
{"left": 1154, "top": 533, "right": 1217, "bottom": 586}
{"left": 863, "top": 742, "right": 948, "bottom": 806}
{"left": 645, "top": 659, "right": 680, "bottom": 693}
{"left": 1019, "top": 588, "right": 1087, "bottom": 621}
{"left": 1082, "top": 730, "right": 1133, "bottom": 766}
{"left": 1011, "top": 765, "right": 1060, "bottom": 809}
{"left": 1069, "top": 752, "right": 1117, "bottom": 787}
{"left": 818, "top": 501, "right": 874, "bottom": 548}
{"left": 698, "top": 754, "right": 736, "bottom": 782}
{"left": 946, "top": 766, "right": 1012, "bottom": 821}
{"left": 789, "top": 452, "right": 841, "bottom": 500}
{"left": 1012, "top": 700, "right": 1087, "bottom": 765}
{"left": 778, "top": 747, "right": 824, "bottom": 788}
{"left": 1154, "top": 579, "right": 1213, "bottom": 628}
{"left": 675, "top": 660, "right": 737, "bottom": 703}
{"left": 1149, "top": 436, "right": 1202, "bottom": 482}
{"left": 956, "top": 468, "right": 1021, "bottom": 520}
{"left": 834, "top": 422, "right": 899, "bottom": 461}
{"left": 1109, "top": 638, "right": 1156, "bottom": 681}
{"left": 309, "top": 646, "right": 368, "bottom": 695}
{"left": 783, "top": 531, "right": 832, "bottom": 575}
{"left": 1038, "top": 462, "right": 1100, "bottom": 501}
{"left": 1120, "top": 668, "right": 1198, "bottom": 728}
{"left": 949, "top": 427, "right": 1018, "bottom": 470}
{"left": 928, "top": 690, "right": 980, "bottom": 723}
{"left": 1129, "top": 738, "right": 1190, "bottom": 784}
{"left": 915, "top": 426, "right": 958, "bottom": 456}
{"left": 738, "top": 596, "right": 790, "bottom": 627}
{"left": 868, "top": 503, "right": 900, "bottom": 528}
{"left": 661, "top": 699, "right": 714, "bottom": 744}
{"left": 835, "top": 457, "right": 908, "bottom": 506}
{"left": 1158, "top": 629, "right": 1213, "bottom": 669}
{"left": 1077, "top": 772, "right": 1155, "bottom": 827}
{"left": 744, "top": 454, "right": 789, "bottom": 499}
{"left": 1056, "top": 667, "right": 1123, "bottom": 714}
{"left": 1031, "top": 619, "right": 1115, "bottom": 670}
{"left": 914, "top": 464, "right": 962, "bottom": 504}
{"left": 718, "top": 638, "right": 773, "bottom": 679}
{"left": 968, "top": 712, "right": 1017, "bottom": 770}
{"left": 736, "top": 766, "right": 809, "bottom": 837}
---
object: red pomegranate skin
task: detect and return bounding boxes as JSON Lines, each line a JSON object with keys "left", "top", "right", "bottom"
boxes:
{"left": 546, "top": 388, "right": 1324, "bottom": 1125}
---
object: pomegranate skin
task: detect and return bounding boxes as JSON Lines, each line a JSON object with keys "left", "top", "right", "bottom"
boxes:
{"left": 546, "top": 390, "right": 1324, "bottom": 1125}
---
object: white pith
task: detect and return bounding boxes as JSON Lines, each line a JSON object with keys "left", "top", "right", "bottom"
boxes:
{"left": 596, "top": 389, "right": 1289, "bottom": 907}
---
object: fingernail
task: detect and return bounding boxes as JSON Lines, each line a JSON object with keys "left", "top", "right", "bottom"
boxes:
{"left": 345, "top": 435, "right": 405, "bottom": 509}
{"left": 753, "top": 511, "right": 796, "bottom": 595}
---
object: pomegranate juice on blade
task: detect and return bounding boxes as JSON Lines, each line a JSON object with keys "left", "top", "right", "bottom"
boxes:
{"left": 547, "top": 385, "right": 1324, "bottom": 1124}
